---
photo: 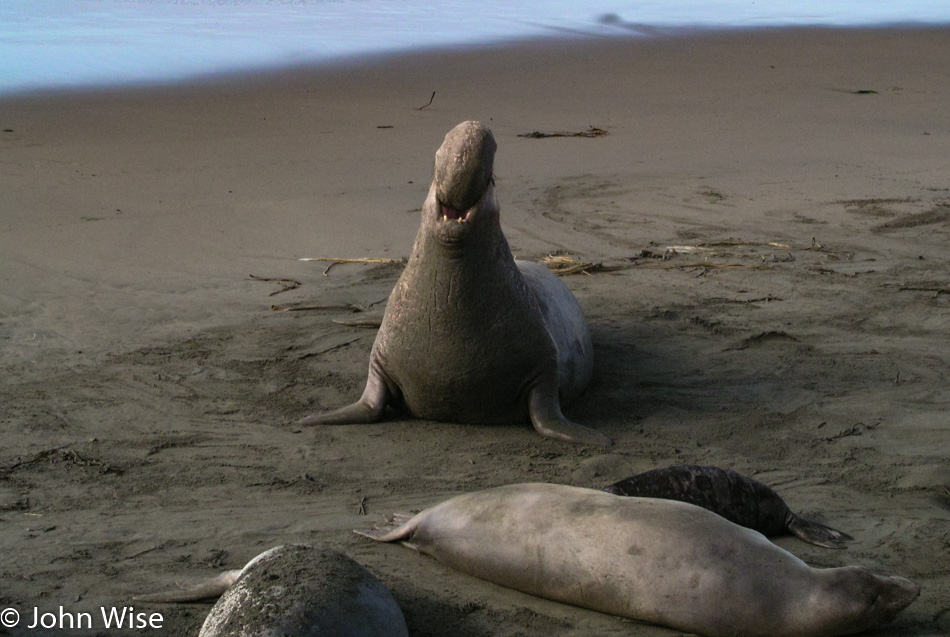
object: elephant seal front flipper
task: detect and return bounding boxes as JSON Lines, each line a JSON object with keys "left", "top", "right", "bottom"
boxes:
{"left": 527, "top": 373, "right": 607, "bottom": 445}
{"left": 134, "top": 571, "right": 241, "bottom": 603}
{"left": 299, "top": 121, "right": 610, "bottom": 447}
{"left": 299, "top": 360, "right": 391, "bottom": 425}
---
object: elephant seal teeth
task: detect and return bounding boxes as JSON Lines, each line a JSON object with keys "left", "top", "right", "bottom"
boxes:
{"left": 441, "top": 208, "right": 469, "bottom": 224}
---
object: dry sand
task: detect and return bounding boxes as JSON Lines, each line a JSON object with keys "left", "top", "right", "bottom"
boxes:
{"left": 1, "top": 26, "right": 948, "bottom": 636}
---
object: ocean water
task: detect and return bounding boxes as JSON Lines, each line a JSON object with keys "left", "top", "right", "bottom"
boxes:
{"left": 1, "top": 0, "right": 947, "bottom": 96}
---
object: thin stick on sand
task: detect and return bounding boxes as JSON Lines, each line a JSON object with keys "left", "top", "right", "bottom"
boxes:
{"left": 638, "top": 262, "right": 773, "bottom": 271}
{"left": 417, "top": 91, "right": 436, "bottom": 110}
{"left": 539, "top": 255, "right": 625, "bottom": 276}
{"left": 270, "top": 304, "right": 359, "bottom": 312}
{"left": 299, "top": 257, "right": 404, "bottom": 276}
{"left": 694, "top": 241, "right": 791, "bottom": 250}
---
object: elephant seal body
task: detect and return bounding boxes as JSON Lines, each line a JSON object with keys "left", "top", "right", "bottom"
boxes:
{"left": 358, "top": 484, "right": 918, "bottom": 637}
{"left": 301, "top": 121, "right": 608, "bottom": 446}
{"left": 136, "top": 545, "right": 407, "bottom": 637}
{"left": 603, "top": 465, "right": 854, "bottom": 548}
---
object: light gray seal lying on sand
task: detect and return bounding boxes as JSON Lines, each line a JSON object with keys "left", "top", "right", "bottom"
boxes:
{"left": 603, "top": 464, "right": 854, "bottom": 548}
{"left": 135, "top": 544, "right": 408, "bottom": 637}
{"left": 358, "top": 483, "right": 919, "bottom": 637}
{"left": 300, "top": 120, "right": 610, "bottom": 446}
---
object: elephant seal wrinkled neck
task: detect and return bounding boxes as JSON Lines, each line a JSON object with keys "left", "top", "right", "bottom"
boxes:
{"left": 400, "top": 120, "right": 531, "bottom": 342}
{"left": 421, "top": 120, "right": 503, "bottom": 254}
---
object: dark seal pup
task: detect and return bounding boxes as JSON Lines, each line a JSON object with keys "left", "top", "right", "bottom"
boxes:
{"left": 358, "top": 483, "right": 919, "bottom": 637}
{"left": 136, "top": 544, "right": 408, "bottom": 637}
{"left": 603, "top": 464, "right": 854, "bottom": 548}
{"left": 300, "top": 121, "right": 610, "bottom": 446}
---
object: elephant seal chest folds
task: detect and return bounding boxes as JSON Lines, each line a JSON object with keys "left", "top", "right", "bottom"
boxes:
{"left": 301, "top": 121, "right": 609, "bottom": 446}
{"left": 358, "top": 484, "right": 919, "bottom": 637}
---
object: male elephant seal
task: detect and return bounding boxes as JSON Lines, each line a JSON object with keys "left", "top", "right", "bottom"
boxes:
{"left": 358, "top": 483, "right": 919, "bottom": 637}
{"left": 136, "top": 544, "right": 408, "bottom": 637}
{"left": 301, "top": 120, "right": 610, "bottom": 446}
{"left": 603, "top": 464, "right": 854, "bottom": 548}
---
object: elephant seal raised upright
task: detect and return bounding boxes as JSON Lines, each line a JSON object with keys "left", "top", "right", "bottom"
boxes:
{"left": 358, "top": 483, "right": 919, "bottom": 637}
{"left": 136, "top": 544, "right": 408, "bottom": 637}
{"left": 300, "top": 121, "right": 610, "bottom": 446}
{"left": 603, "top": 465, "right": 854, "bottom": 548}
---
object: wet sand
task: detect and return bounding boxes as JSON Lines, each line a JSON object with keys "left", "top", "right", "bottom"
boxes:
{"left": 1, "top": 27, "right": 948, "bottom": 636}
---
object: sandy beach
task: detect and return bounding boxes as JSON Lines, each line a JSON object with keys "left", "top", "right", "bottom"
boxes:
{"left": 1, "top": 26, "right": 948, "bottom": 636}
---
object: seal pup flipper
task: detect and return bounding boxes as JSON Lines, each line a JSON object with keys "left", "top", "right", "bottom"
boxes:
{"left": 529, "top": 383, "right": 612, "bottom": 446}
{"left": 299, "top": 358, "right": 391, "bottom": 425}
{"left": 787, "top": 514, "right": 854, "bottom": 549}
{"left": 134, "top": 570, "right": 242, "bottom": 603}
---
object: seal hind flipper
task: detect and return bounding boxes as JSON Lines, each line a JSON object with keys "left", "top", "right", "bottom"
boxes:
{"left": 529, "top": 382, "right": 611, "bottom": 446}
{"left": 134, "top": 570, "right": 242, "bottom": 603}
{"left": 299, "top": 358, "right": 391, "bottom": 425}
{"left": 390, "top": 512, "right": 415, "bottom": 525}
{"left": 299, "top": 400, "right": 383, "bottom": 426}
{"left": 787, "top": 514, "right": 855, "bottom": 549}
{"left": 355, "top": 517, "right": 422, "bottom": 552}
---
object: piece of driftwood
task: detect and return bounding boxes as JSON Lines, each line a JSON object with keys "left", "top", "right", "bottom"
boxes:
{"left": 539, "top": 255, "right": 625, "bottom": 276}
{"left": 518, "top": 126, "right": 607, "bottom": 139}
{"left": 299, "top": 257, "right": 405, "bottom": 276}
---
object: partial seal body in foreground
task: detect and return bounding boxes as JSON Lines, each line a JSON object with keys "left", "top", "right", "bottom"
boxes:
{"left": 603, "top": 464, "right": 854, "bottom": 548}
{"left": 358, "top": 484, "right": 919, "bottom": 637}
{"left": 300, "top": 121, "right": 609, "bottom": 446}
{"left": 136, "top": 544, "right": 408, "bottom": 637}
